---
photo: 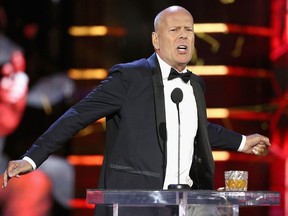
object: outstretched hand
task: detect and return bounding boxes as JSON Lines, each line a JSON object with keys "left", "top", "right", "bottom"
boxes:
{"left": 2, "top": 160, "right": 33, "bottom": 189}
{"left": 241, "top": 134, "right": 271, "bottom": 155}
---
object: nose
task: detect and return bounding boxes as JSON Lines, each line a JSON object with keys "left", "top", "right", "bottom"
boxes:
{"left": 179, "top": 28, "right": 188, "bottom": 39}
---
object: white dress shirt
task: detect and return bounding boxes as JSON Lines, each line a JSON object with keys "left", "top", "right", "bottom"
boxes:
{"left": 156, "top": 55, "right": 246, "bottom": 189}
{"left": 157, "top": 55, "right": 198, "bottom": 189}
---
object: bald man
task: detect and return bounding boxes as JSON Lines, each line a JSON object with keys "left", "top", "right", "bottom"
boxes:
{"left": 2, "top": 5, "right": 270, "bottom": 216}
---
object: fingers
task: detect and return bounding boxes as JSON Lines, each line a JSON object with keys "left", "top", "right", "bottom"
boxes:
{"left": 2, "top": 170, "right": 9, "bottom": 189}
{"left": 2, "top": 160, "right": 33, "bottom": 189}
{"left": 260, "top": 136, "right": 271, "bottom": 146}
{"left": 9, "top": 160, "right": 33, "bottom": 176}
{"left": 254, "top": 134, "right": 271, "bottom": 147}
{"left": 7, "top": 161, "right": 22, "bottom": 177}
{"left": 247, "top": 134, "right": 271, "bottom": 147}
{"left": 243, "top": 134, "right": 270, "bottom": 155}
{"left": 251, "top": 143, "right": 267, "bottom": 156}
{"left": 2, "top": 172, "right": 21, "bottom": 189}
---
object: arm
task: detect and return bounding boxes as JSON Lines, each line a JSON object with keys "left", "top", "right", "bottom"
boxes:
{"left": 195, "top": 75, "right": 270, "bottom": 155}
{"left": 2, "top": 68, "right": 128, "bottom": 188}
{"left": 207, "top": 122, "right": 242, "bottom": 151}
{"left": 22, "top": 70, "right": 127, "bottom": 168}
{"left": 208, "top": 122, "right": 270, "bottom": 155}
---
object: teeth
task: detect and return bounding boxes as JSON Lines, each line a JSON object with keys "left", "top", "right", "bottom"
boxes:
{"left": 178, "top": 45, "right": 187, "bottom": 49}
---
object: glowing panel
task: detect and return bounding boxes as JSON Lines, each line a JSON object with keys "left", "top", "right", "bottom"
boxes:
{"left": 68, "top": 68, "right": 108, "bottom": 80}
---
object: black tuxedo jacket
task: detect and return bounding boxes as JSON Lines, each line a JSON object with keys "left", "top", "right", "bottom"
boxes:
{"left": 24, "top": 53, "right": 242, "bottom": 191}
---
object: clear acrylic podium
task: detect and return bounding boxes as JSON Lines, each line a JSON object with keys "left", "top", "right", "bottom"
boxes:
{"left": 86, "top": 189, "right": 280, "bottom": 216}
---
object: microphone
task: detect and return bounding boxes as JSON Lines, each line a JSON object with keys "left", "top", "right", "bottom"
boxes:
{"left": 171, "top": 87, "right": 183, "bottom": 103}
{"left": 168, "top": 88, "right": 190, "bottom": 190}
{"left": 171, "top": 88, "right": 183, "bottom": 122}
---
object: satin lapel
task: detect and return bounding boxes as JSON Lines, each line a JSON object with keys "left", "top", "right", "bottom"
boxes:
{"left": 147, "top": 53, "right": 167, "bottom": 154}
{"left": 189, "top": 77, "right": 207, "bottom": 120}
{"left": 189, "top": 74, "right": 215, "bottom": 173}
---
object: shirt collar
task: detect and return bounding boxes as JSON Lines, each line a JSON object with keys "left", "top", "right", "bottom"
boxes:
{"left": 156, "top": 54, "right": 188, "bottom": 80}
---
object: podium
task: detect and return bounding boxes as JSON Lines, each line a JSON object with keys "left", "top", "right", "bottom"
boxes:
{"left": 86, "top": 189, "right": 280, "bottom": 216}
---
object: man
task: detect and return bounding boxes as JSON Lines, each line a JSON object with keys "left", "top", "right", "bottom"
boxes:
{"left": 2, "top": 5, "right": 270, "bottom": 216}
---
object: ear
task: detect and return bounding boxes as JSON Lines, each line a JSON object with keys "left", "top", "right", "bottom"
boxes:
{"left": 152, "top": 32, "right": 159, "bottom": 50}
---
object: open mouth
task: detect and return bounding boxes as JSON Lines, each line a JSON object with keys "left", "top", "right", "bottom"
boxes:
{"left": 177, "top": 45, "right": 188, "bottom": 52}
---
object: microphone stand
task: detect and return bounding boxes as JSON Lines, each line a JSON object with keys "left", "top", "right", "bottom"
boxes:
{"left": 168, "top": 88, "right": 190, "bottom": 190}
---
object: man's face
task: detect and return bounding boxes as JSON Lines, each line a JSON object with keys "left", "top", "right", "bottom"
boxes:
{"left": 152, "top": 9, "right": 195, "bottom": 71}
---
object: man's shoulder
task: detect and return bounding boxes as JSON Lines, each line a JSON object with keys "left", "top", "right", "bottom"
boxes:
{"left": 110, "top": 58, "right": 150, "bottom": 73}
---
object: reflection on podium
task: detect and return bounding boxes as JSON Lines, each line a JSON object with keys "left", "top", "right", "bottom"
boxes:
{"left": 86, "top": 189, "right": 280, "bottom": 216}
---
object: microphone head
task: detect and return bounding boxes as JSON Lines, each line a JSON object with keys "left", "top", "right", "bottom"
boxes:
{"left": 171, "top": 88, "right": 183, "bottom": 104}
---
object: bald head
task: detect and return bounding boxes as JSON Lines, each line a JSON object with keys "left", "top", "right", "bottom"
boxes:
{"left": 154, "top": 6, "right": 193, "bottom": 32}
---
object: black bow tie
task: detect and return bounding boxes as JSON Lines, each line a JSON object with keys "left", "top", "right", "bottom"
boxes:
{"left": 168, "top": 68, "right": 191, "bottom": 83}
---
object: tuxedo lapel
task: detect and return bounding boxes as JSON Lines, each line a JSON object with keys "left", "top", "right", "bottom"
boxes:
{"left": 147, "top": 53, "right": 167, "bottom": 154}
{"left": 189, "top": 73, "right": 215, "bottom": 188}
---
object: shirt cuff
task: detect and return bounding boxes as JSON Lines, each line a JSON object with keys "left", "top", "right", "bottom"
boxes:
{"left": 237, "top": 135, "right": 246, "bottom": 152}
{"left": 23, "top": 156, "right": 36, "bottom": 170}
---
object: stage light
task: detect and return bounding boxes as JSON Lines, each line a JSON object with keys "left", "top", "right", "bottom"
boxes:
{"left": 188, "top": 65, "right": 272, "bottom": 78}
{"left": 219, "top": 0, "right": 235, "bottom": 4}
{"left": 207, "top": 108, "right": 230, "bottom": 118}
{"left": 187, "top": 65, "right": 228, "bottom": 76}
{"left": 68, "top": 68, "right": 108, "bottom": 80}
{"left": 212, "top": 151, "right": 230, "bottom": 161}
{"left": 68, "top": 26, "right": 108, "bottom": 36}
{"left": 67, "top": 155, "right": 104, "bottom": 166}
{"left": 194, "top": 23, "right": 271, "bottom": 37}
{"left": 68, "top": 26, "right": 126, "bottom": 37}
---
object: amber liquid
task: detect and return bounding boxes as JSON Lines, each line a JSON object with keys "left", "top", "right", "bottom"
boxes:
{"left": 225, "top": 179, "right": 248, "bottom": 191}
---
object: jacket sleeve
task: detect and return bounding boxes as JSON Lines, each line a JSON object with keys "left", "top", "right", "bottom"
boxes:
{"left": 207, "top": 122, "right": 242, "bottom": 151}
{"left": 23, "top": 69, "right": 128, "bottom": 167}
